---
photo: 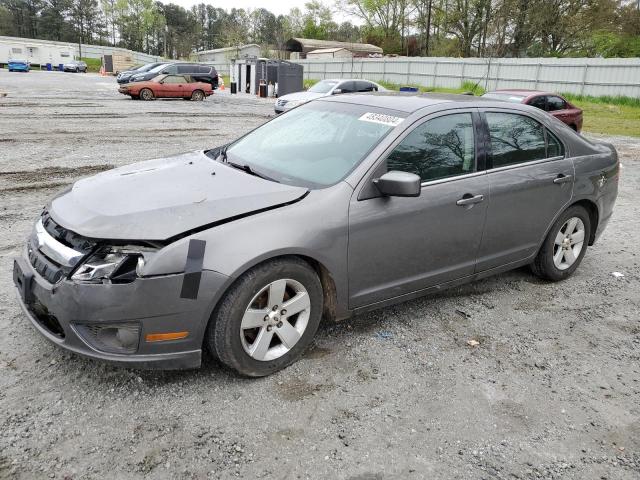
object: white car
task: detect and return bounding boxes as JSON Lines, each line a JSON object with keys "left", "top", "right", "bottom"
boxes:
{"left": 275, "top": 79, "right": 385, "bottom": 113}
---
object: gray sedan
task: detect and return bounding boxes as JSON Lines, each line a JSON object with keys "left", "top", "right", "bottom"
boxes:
{"left": 13, "top": 93, "right": 619, "bottom": 376}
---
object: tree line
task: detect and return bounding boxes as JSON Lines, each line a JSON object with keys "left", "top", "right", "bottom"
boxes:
{"left": 0, "top": 0, "right": 638, "bottom": 59}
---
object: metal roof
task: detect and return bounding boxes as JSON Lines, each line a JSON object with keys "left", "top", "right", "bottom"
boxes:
{"left": 307, "top": 48, "right": 351, "bottom": 54}
{"left": 286, "top": 38, "right": 383, "bottom": 54}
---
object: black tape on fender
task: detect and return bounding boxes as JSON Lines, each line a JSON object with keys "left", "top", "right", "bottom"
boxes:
{"left": 180, "top": 239, "right": 206, "bottom": 300}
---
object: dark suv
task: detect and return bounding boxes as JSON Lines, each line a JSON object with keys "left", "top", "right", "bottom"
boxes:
{"left": 130, "top": 63, "right": 219, "bottom": 89}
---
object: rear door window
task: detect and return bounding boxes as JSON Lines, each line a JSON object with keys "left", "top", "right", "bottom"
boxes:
{"left": 197, "top": 66, "right": 210, "bottom": 74}
{"left": 163, "top": 75, "right": 187, "bottom": 84}
{"left": 162, "top": 65, "right": 177, "bottom": 74}
{"left": 547, "top": 96, "right": 567, "bottom": 111}
{"left": 486, "top": 112, "right": 546, "bottom": 167}
{"left": 339, "top": 81, "right": 356, "bottom": 93}
{"left": 386, "top": 113, "right": 476, "bottom": 182}
{"left": 528, "top": 96, "right": 546, "bottom": 110}
{"left": 355, "top": 81, "right": 377, "bottom": 92}
{"left": 177, "top": 65, "right": 195, "bottom": 74}
{"left": 546, "top": 130, "right": 564, "bottom": 158}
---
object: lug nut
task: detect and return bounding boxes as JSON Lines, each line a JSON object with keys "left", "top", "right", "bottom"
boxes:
{"left": 281, "top": 309, "right": 287, "bottom": 315}
{"left": 264, "top": 315, "right": 269, "bottom": 321}
{"left": 267, "top": 325, "right": 273, "bottom": 332}
{"left": 277, "top": 321, "right": 283, "bottom": 328}
{"left": 272, "top": 305, "right": 278, "bottom": 311}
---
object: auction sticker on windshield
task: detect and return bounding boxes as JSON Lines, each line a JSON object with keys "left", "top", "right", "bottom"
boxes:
{"left": 358, "top": 112, "right": 404, "bottom": 127}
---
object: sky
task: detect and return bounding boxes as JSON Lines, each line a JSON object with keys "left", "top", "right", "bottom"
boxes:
{"left": 161, "top": 0, "right": 357, "bottom": 23}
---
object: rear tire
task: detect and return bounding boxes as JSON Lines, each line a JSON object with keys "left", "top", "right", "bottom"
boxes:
{"left": 531, "top": 205, "right": 591, "bottom": 281}
{"left": 191, "top": 89, "right": 205, "bottom": 101}
{"left": 139, "top": 88, "right": 154, "bottom": 101}
{"left": 206, "top": 257, "right": 323, "bottom": 377}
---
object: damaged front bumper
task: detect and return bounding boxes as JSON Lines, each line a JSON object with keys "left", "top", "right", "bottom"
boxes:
{"left": 13, "top": 252, "right": 229, "bottom": 369}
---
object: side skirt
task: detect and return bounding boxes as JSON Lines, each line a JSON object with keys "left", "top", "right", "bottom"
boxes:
{"left": 348, "top": 256, "right": 535, "bottom": 319}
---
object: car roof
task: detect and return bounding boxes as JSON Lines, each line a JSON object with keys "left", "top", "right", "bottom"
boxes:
{"left": 318, "top": 91, "right": 492, "bottom": 113}
{"left": 488, "top": 89, "right": 558, "bottom": 97}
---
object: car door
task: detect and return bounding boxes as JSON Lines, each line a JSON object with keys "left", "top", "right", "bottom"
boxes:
{"left": 348, "top": 110, "right": 490, "bottom": 308}
{"left": 476, "top": 110, "right": 573, "bottom": 271}
{"left": 159, "top": 75, "right": 187, "bottom": 97}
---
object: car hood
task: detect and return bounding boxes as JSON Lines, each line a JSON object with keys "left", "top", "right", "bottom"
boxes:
{"left": 49, "top": 151, "right": 308, "bottom": 241}
{"left": 280, "top": 91, "right": 326, "bottom": 103}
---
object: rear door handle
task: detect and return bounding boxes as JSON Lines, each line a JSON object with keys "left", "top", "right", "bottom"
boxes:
{"left": 456, "top": 194, "right": 484, "bottom": 206}
{"left": 553, "top": 174, "right": 573, "bottom": 184}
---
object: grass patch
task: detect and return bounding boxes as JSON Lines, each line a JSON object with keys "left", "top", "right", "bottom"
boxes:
{"left": 562, "top": 93, "right": 640, "bottom": 108}
{"left": 571, "top": 100, "right": 639, "bottom": 137}
{"left": 80, "top": 57, "right": 102, "bottom": 73}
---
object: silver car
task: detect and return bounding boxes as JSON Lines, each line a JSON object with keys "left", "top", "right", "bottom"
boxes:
{"left": 63, "top": 60, "right": 87, "bottom": 73}
{"left": 275, "top": 78, "right": 385, "bottom": 113}
{"left": 13, "top": 93, "right": 619, "bottom": 376}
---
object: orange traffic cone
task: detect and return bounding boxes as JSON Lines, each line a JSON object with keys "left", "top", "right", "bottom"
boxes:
{"left": 220, "top": 78, "right": 225, "bottom": 91}
{"left": 99, "top": 66, "right": 105, "bottom": 76}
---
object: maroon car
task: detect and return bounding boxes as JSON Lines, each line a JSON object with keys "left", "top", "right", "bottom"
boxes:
{"left": 482, "top": 89, "right": 583, "bottom": 132}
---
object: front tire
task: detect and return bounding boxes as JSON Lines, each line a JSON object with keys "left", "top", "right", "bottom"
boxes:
{"left": 531, "top": 205, "right": 591, "bottom": 281}
{"left": 206, "top": 258, "right": 323, "bottom": 377}
{"left": 139, "top": 88, "right": 154, "bottom": 101}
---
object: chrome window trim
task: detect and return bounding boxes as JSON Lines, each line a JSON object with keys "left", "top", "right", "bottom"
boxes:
{"left": 488, "top": 155, "right": 566, "bottom": 174}
{"left": 34, "top": 219, "right": 84, "bottom": 268}
{"left": 420, "top": 169, "right": 487, "bottom": 188}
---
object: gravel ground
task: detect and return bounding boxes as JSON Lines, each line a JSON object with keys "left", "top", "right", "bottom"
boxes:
{"left": 0, "top": 71, "right": 639, "bottom": 480}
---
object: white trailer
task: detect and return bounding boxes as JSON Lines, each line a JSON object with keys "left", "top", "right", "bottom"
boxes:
{"left": 0, "top": 36, "right": 74, "bottom": 66}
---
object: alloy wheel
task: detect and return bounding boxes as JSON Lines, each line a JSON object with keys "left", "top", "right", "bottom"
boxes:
{"left": 553, "top": 217, "right": 585, "bottom": 270}
{"left": 240, "top": 279, "right": 311, "bottom": 362}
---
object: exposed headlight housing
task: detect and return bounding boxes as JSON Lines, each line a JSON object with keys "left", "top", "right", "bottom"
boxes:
{"left": 71, "top": 246, "right": 155, "bottom": 284}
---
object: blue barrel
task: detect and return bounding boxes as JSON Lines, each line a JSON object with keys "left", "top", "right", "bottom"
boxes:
{"left": 58, "top": 63, "right": 64, "bottom": 71}
{"left": 46, "top": 63, "right": 52, "bottom": 71}
{"left": 399, "top": 86, "right": 419, "bottom": 93}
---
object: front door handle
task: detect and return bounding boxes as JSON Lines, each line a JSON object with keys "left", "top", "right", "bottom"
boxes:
{"left": 553, "top": 174, "right": 573, "bottom": 184}
{"left": 456, "top": 194, "right": 484, "bottom": 206}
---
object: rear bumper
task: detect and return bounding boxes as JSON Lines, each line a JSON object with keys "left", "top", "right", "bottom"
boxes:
{"left": 13, "top": 253, "right": 230, "bottom": 370}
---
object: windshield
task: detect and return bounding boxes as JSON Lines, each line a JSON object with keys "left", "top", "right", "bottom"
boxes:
{"left": 308, "top": 80, "right": 339, "bottom": 94}
{"left": 146, "top": 64, "right": 168, "bottom": 74}
{"left": 140, "top": 63, "right": 162, "bottom": 72}
{"left": 482, "top": 93, "right": 526, "bottom": 103}
{"left": 225, "top": 102, "right": 404, "bottom": 188}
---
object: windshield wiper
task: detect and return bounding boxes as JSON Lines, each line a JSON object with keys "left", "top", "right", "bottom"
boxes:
{"left": 226, "top": 161, "right": 279, "bottom": 183}
{"left": 218, "top": 144, "right": 229, "bottom": 162}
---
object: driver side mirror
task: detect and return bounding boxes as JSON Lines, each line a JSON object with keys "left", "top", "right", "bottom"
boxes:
{"left": 332, "top": 88, "right": 342, "bottom": 95}
{"left": 373, "top": 171, "right": 421, "bottom": 197}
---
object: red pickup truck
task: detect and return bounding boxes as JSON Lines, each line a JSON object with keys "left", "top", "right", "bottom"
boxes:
{"left": 119, "top": 74, "right": 213, "bottom": 101}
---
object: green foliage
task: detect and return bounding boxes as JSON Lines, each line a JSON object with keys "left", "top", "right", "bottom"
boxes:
{"left": 0, "top": 0, "right": 638, "bottom": 62}
{"left": 561, "top": 93, "right": 640, "bottom": 109}
{"left": 590, "top": 31, "right": 640, "bottom": 58}
{"left": 80, "top": 56, "right": 101, "bottom": 72}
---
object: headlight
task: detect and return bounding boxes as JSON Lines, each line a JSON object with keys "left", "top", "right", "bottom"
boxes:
{"left": 286, "top": 100, "right": 302, "bottom": 108}
{"left": 71, "top": 247, "right": 155, "bottom": 283}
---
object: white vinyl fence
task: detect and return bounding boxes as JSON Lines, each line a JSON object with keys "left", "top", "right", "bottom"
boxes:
{"left": 294, "top": 57, "right": 640, "bottom": 98}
